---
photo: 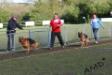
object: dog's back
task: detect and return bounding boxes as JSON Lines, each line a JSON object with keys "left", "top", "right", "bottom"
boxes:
{"left": 28, "top": 38, "right": 36, "bottom": 44}
{"left": 28, "top": 38, "right": 38, "bottom": 48}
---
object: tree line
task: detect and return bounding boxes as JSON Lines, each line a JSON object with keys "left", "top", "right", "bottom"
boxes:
{"left": 0, "top": 0, "right": 112, "bottom": 24}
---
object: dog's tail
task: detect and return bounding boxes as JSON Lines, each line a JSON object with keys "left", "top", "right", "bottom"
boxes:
{"left": 84, "top": 34, "right": 88, "bottom": 38}
{"left": 78, "top": 32, "right": 81, "bottom": 38}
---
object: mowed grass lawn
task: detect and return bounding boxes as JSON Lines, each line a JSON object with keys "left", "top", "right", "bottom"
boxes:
{"left": 0, "top": 43, "right": 112, "bottom": 75}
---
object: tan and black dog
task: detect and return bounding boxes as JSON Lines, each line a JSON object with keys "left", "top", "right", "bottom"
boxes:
{"left": 78, "top": 32, "right": 90, "bottom": 47}
{"left": 19, "top": 37, "right": 38, "bottom": 53}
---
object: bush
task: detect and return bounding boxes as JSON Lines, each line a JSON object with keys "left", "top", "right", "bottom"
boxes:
{"left": 0, "top": 8, "right": 10, "bottom": 23}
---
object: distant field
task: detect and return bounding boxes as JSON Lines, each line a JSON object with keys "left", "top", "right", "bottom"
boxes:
{"left": 0, "top": 42, "right": 112, "bottom": 75}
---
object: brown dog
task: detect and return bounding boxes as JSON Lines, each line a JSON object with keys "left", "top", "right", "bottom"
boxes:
{"left": 78, "top": 32, "right": 90, "bottom": 47}
{"left": 19, "top": 37, "right": 38, "bottom": 53}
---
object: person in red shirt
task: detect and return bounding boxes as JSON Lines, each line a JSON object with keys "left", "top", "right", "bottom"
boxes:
{"left": 49, "top": 13, "right": 64, "bottom": 49}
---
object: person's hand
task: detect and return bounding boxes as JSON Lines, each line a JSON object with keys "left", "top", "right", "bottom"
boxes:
{"left": 57, "top": 24, "right": 62, "bottom": 26}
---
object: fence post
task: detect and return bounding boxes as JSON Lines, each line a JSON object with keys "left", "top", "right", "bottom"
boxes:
{"left": 48, "top": 27, "right": 51, "bottom": 48}
{"left": 82, "top": 23, "right": 86, "bottom": 33}
{"left": 29, "top": 30, "right": 32, "bottom": 39}
{"left": 109, "top": 27, "right": 112, "bottom": 38}
{"left": 63, "top": 26, "right": 68, "bottom": 46}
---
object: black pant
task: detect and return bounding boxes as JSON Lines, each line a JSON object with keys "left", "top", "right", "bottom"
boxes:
{"left": 50, "top": 32, "right": 64, "bottom": 48}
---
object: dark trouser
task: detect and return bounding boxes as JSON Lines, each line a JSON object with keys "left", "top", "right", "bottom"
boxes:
{"left": 7, "top": 33, "right": 15, "bottom": 51}
{"left": 92, "top": 28, "right": 99, "bottom": 41}
{"left": 50, "top": 32, "right": 64, "bottom": 48}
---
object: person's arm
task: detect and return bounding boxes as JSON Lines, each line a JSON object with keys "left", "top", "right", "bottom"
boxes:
{"left": 15, "top": 21, "right": 23, "bottom": 30}
{"left": 50, "top": 20, "right": 53, "bottom": 27}
{"left": 98, "top": 18, "right": 104, "bottom": 29}
{"left": 90, "top": 19, "right": 93, "bottom": 28}
{"left": 57, "top": 19, "right": 62, "bottom": 26}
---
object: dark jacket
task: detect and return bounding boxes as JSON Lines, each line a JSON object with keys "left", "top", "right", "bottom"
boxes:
{"left": 7, "top": 18, "right": 23, "bottom": 33}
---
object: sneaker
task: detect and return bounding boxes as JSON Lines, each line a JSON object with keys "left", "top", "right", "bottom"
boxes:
{"left": 11, "top": 49, "right": 15, "bottom": 51}
{"left": 49, "top": 47, "right": 53, "bottom": 50}
{"left": 7, "top": 48, "right": 11, "bottom": 51}
{"left": 62, "top": 46, "right": 65, "bottom": 48}
{"left": 95, "top": 41, "right": 98, "bottom": 44}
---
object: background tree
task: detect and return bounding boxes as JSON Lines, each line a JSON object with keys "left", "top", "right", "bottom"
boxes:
{"left": 0, "top": 0, "right": 112, "bottom": 24}
{"left": 0, "top": 8, "right": 10, "bottom": 23}
{"left": 30, "top": 0, "right": 63, "bottom": 24}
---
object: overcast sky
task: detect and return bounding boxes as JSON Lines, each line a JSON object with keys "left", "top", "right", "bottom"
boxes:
{"left": 13, "top": 0, "right": 26, "bottom": 3}
{"left": 0, "top": 0, "right": 36, "bottom": 3}
{"left": 13, "top": 0, "right": 33, "bottom": 3}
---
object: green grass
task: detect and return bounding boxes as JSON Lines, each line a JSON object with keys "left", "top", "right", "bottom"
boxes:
{"left": 0, "top": 43, "right": 112, "bottom": 75}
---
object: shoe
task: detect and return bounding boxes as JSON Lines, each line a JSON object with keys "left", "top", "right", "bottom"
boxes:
{"left": 95, "top": 41, "right": 98, "bottom": 44}
{"left": 11, "top": 49, "right": 15, "bottom": 51}
{"left": 7, "top": 50, "right": 11, "bottom": 51}
{"left": 49, "top": 47, "right": 53, "bottom": 50}
{"left": 62, "top": 46, "right": 65, "bottom": 48}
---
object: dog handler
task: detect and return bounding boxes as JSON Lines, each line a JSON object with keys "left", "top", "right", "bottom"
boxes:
{"left": 7, "top": 16, "right": 23, "bottom": 51}
{"left": 49, "top": 13, "right": 64, "bottom": 49}
{"left": 91, "top": 14, "right": 104, "bottom": 43}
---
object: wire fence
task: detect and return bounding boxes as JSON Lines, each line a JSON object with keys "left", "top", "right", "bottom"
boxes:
{"left": 0, "top": 23, "right": 112, "bottom": 52}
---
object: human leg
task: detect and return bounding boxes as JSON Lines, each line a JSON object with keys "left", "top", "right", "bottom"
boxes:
{"left": 93, "top": 28, "right": 99, "bottom": 43}
{"left": 56, "top": 32, "right": 64, "bottom": 47}
{"left": 50, "top": 32, "right": 55, "bottom": 48}
{"left": 7, "top": 33, "right": 12, "bottom": 51}
{"left": 11, "top": 33, "right": 15, "bottom": 51}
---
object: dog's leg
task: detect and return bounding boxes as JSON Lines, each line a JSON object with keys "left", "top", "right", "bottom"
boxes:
{"left": 26, "top": 41, "right": 31, "bottom": 54}
{"left": 80, "top": 41, "right": 84, "bottom": 48}
{"left": 87, "top": 39, "right": 90, "bottom": 47}
{"left": 85, "top": 41, "right": 88, "bottom": 48}
{"left": 27, "top": 47, "right": 30, "bottom": 54}
{"left": 85, "top": 39, "right": 90, "bottom": 48}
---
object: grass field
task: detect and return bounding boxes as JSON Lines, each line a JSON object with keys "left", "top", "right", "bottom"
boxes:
{"left": 0, "top": 42, "right": 112, "bottom": 75}
{"left": 0, "top": 23, "right": 112, "bottom": 75}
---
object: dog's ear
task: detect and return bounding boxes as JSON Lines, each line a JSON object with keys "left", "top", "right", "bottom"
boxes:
{"left": 78, "top": 32, "right": 81, "bottom": 35}
{"left": 78, "top": 32, "right": 81, "bottom": 38}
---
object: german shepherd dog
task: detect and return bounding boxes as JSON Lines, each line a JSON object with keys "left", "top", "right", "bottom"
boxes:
{"left": 19, "top": 37, "right": 38, "bottom": 53}
{"left": 78, "top": 32, "right": 90, "bottom": 47}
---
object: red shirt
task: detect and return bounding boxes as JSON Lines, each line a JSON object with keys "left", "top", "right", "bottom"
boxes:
{"left": 50, "top": 18, "right": 62, "bottom": 32}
